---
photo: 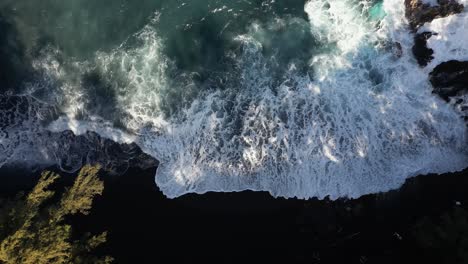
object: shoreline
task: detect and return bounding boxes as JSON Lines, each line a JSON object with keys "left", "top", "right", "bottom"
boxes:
{"left": 1, "top": 164, "right": 467, "bottom": 263}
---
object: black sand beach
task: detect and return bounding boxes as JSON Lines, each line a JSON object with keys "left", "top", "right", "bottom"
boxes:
{"left": 2, "top": 165, "right": 467, "bottom": 263}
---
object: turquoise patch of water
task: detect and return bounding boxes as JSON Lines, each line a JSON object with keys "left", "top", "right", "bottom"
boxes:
{"left": 369, "top": 1, "right": 386, "bottom": 21}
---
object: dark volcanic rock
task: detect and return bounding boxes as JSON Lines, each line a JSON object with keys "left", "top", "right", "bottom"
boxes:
{"left": 405, "top": 0, "right": 464, "bottom": 67}
{"left": 405, "top": 0, "right": 464, "bottom": 31}
{"left": 412, "top": 32, "right": 435, "bottom": 66}
{"left": 430, "top": 60, "right": 468, "bottom": 100}
{"left": 53, "top": 130, "right": 159, "bottom": 175}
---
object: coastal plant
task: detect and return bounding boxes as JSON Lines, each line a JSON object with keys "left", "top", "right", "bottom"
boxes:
{"left": 0, "top": 165, "right": 112, "bottom": 264}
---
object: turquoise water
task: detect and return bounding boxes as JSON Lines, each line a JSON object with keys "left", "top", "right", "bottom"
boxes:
{"left": 369, "top": 1, "right": 386, "bottom": 20}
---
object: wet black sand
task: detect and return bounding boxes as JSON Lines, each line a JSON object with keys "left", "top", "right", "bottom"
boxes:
{"left": 1, "top": 165, "right": 468, "bottom": 263}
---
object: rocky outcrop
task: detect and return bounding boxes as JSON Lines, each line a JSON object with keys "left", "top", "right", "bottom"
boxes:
{"left": 405, "top": 0, "right": 464, "bottom": 67}
{"left": 430, "top": 60, "right": 468, "bottom": 100}
{"left": 52, "top": 130, "right": 158, "bottom": 175}
{"left": 430, "top": 60, "right": 468, "bottom": 122}
{"left": 405, "top": 0, "right": 464, "bottom": 31}
{"left": 412, "top": 32, "right": 435, "bottom": 66}
{"left": 404, "top": 0, "right": 468, "bottom": 123}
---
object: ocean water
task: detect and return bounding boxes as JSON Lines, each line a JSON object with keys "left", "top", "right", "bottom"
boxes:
{"left": 0, "top": 0, "right": 467, "bottom": 199}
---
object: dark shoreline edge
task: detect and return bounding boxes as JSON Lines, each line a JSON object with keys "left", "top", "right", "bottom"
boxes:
{"left": 1, "top": 164, "right": 467, "bottom": 263}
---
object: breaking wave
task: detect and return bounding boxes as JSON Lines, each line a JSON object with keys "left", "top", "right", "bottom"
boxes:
{"left": 1, "top": 0, "right": 467, "bottom": 199}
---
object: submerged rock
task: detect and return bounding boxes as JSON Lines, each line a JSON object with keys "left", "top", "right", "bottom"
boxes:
{"left": 393, "top": 42, "right": 403, "bottom": 58}
{"left": 430, "top": 60, "right": 468, "bottom": 100}
{"left": 405, "top": 0, "right": 464, "bottom": 31}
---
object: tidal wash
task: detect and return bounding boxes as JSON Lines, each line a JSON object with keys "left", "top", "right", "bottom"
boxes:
{"left": 0, "top": 0, "right": 467, "bottom": 199}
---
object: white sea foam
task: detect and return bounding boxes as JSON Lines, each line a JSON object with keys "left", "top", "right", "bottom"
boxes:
{"left": 0, "top": 95, "right": 53, "bottom": 168}
{"left": 150, "top": 0, "right": 467, "bottom": 198}
{"left": 147, "top": 0, "right": 467, "bottom": 198}
{"left": 419, "top": 13, "right": 468, "bottom": 70}
{"left": 2, "top": 0, "right": 468, "bottom": 199}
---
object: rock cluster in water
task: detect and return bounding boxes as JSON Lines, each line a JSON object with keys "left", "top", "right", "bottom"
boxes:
{"left": 405, "top": 0, "right": 467, "bottom": 121}
{"left": 405, "top": 0, "right": 464, "bottom": 30}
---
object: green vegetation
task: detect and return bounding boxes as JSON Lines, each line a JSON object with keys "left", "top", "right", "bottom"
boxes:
{"left": 0, "top": 165, "right": 112, "bottom": 264}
